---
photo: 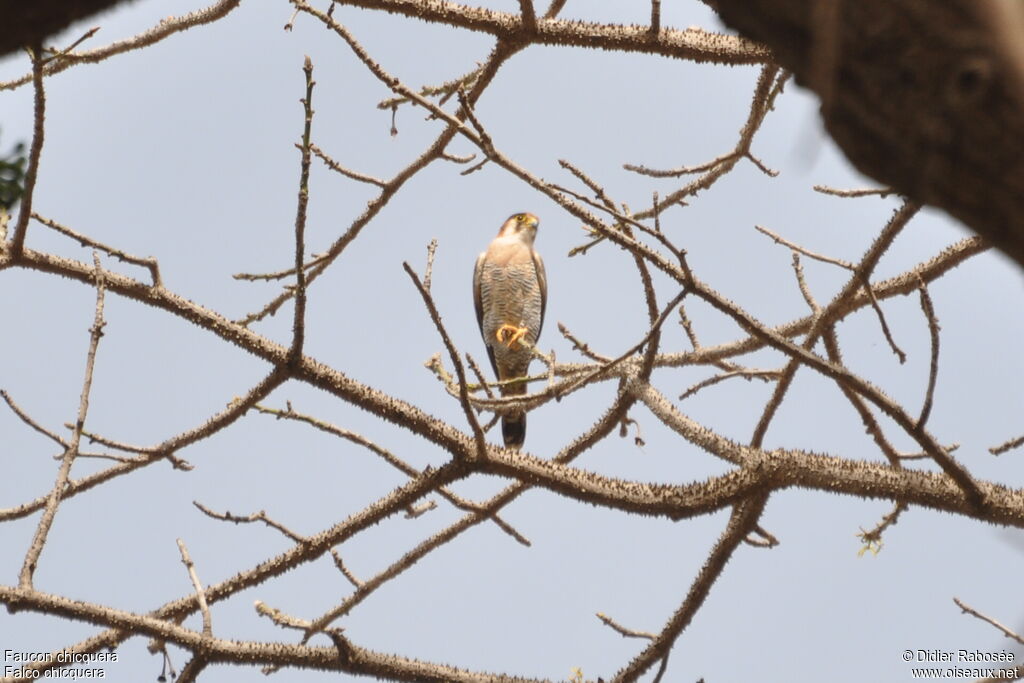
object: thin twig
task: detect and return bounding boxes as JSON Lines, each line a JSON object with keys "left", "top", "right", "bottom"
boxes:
{"left": 897, "top": 443, "right": 960, "bottom": 461}
{"left": 626, "top": 151, "right": 734, "bottom": 178}
{"left": 289, "top": 56, "right": 315, "bottom": 364}
{"left": 456, "top": 88, "right": 492, "bottom": 148}
{"left": 677, "top": 302, "right": 700, "bottom": 349}
{"left": 284, "top": 6, "right": 299, "bottom": 30}
{"left": 554, "top": 289, "right": 688, "bottom": 400}
{"left": 404, "top": 260, "right": 487, "bottom": 456}
{"left": 423, "top": 238, "right": 438, "bottom": 291}
{"left": 597, "top": 612, "right": 655, "bottom": 639}
{"left": 459, "top": 157, "right": 489, "bottom": 175}
{"left": 465, "top": 353, "right": 497, "bottom": 399}
{"left": 1, "top": 390, "right": 68, "bottom": 447}
{"left": 378, "top": 66, "right": 483, "bottom": 111}
{"left": 791, "top": 253, "right": 819, "bottom": 312}
{"left": 822, "top": 329, "right": 903, "bottom": 467}
{"left": 857, "top": 502, "right": 907, "bottom": 554}
{"left": 441, "top": 151, "right": 476, "bottom": 164}
{"left": 67, "top": 451, "right": 134, "bottom": 463}
{"left": 916, "top": 279, "right": 940, "bottom": 428}
{"left": 176, "top": 539, "right": 213, "bottom": 636}
{"left": 559, "top": 159, "right": 615, "bottom": 210}
{"left": 679, "top": 369, "right": 780, "bottom": 401}
{"left": 746, "top": 151, "right": 779, "bottom": 177}
{"left": 813, "top": 184, "right": 894, "bottom": 198}
{"left": 745, "top": 525, "right": 779, "bottom": 548}
{"left": 33, "top": 213, "right": 162, "bottom": 286}
{"left": 310, "top": 143, "right": 386, "bottom": 187}
{"left": 755, "top": 224, "right": 854, "bottom": 270}
{"left": 558, "top": 322, "right": 611, "bottom": 363}
{"left": 990, "top": 433, "right": 1024, "bottom": 456}
{"left": 10, "top": 46, "right": 46, "bottom": 255}
{"left": 232, "top": 254, "right": 328, "bottom": 282}
{"left": 19, "top": 253, "right": 106, "bottom": 587}
{"left": 953, "top": 598, "right": 1024, "bottom": 646}
{"left": 255, "top": 600, "right": 314, "bottom": 631}
{"left": 405, "top": 501, "right": 437, "bottom": 518}
{"left": 331, "top": 550, "right": 363, "bottom": 588}
{"left": 861, "top": 277, "right": 907, "bottom": 363}
{"left": 192, "top": 502, "right": 308, "bottom": 544}
{"left": 41, "top": 26, "right": 101, "bottom": 65}
{"left": 75, "top": 426, "right": 175, "bottom": 457}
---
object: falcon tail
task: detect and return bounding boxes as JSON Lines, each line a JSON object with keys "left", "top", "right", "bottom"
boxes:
{"left": 502, "top": 414, "right": 526, "bottom": 449}
{"left": 498, "top": 372, "right": 529, "bottom": 449}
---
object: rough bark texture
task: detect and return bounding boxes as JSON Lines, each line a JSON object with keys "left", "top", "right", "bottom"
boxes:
{"left": 0, "top": 0, "right": 135, "bottom": 57}
{"left": 714, "top": 0, "right": 1024, "bottom": 269}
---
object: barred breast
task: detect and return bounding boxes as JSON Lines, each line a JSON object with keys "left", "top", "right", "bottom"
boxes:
{"left": 479, "top": 260, "right": 543, "bottom": 385}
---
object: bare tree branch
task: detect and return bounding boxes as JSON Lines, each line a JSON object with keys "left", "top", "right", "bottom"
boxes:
{"left": 0, "top": 0, "right": 243, "bottom": 91}
{"left": 324, "top": 0, "right": 770, "bottom": 65}
{"left": 19, "top": 254, "right": 105, "bottom": 588}
{"left": 954, "top": 597, "right": 1024, "bottom": 647}
{"left": 176, "top": 539, "right": 213, "bottom": 637}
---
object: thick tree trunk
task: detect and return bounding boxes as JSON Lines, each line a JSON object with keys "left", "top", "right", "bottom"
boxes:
{"left": 714, "top": 0, "right": 1024, "bottom": 269}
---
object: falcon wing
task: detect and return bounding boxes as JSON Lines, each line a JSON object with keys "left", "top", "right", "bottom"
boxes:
{"left": 473, "top": 251, "right": 500, "bottom": 378}
{"left": 531, "top": 249, "right": 547, "bottom": 342}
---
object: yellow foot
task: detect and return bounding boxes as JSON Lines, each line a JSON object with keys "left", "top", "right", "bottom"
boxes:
{"left": 495, "top": 324, "right": 529, "bottom": 349}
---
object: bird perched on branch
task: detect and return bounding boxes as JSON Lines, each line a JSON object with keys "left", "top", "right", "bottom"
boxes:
{"left": 473, "top": 212, "right": 547, "bottom": 449}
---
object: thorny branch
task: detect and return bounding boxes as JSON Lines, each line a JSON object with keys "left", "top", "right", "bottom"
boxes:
{"left": 0, "top": 0, "right": 243, "bottom": 91}
{"left": 176, "top": 539, "right": 213, "bottom": 637}
{"left": 18, "top": 254, "right": 106, "bottom": 589}
{"left": 953, "top": 597, "right": 1024, "bottom": 647}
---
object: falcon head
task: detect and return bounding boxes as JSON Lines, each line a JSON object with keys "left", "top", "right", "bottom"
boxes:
{"left": 497, "top": 212, "right": 540, "bottom": 244}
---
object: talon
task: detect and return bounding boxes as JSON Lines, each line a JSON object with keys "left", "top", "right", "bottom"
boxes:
{"left": 495, "top": 324, "right": 530, "bottom": 349}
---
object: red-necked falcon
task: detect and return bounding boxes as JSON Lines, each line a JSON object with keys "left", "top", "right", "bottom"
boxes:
{"left": 473, "top": 212, "right": 547, "bottom": 449}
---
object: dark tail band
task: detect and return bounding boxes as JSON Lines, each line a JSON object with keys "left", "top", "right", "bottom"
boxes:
{"left": 502, "top": 414, "right": 526, "bottom": 449}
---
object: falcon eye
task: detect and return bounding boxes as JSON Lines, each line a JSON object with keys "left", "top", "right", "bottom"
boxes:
{"left": 516, "top": 214, "right": 527, "bottom": 222}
